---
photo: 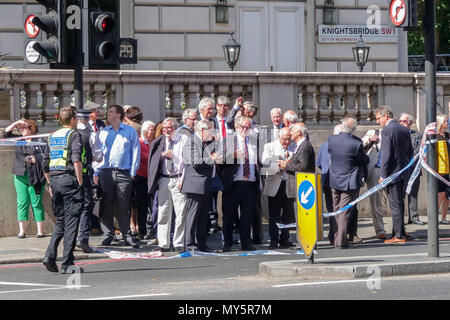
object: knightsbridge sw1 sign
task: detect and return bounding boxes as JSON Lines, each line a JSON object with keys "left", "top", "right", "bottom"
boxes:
{"left": 318, "top": 25, "right": 399, "bottom": 43}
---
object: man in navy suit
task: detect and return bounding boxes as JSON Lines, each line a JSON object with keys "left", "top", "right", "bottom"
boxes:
{"left": 328, "top": 116, "right": 369, "bottom": 248}
{"left": 376, "top": 106, "right": 414, "bottom": 244}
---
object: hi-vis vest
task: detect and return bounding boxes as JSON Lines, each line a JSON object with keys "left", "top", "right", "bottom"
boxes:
{"left": 437, "top": 140, "right": 450, "bottom": 175}
{"left": 49, "top": 128, "right": 75, "bottom": 171}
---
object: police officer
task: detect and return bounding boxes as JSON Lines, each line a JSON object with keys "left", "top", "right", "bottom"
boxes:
{"left": 75, "top": 108, "right": 102, "bottom": 253}
{"left": 42, "top": 106, "right": 84, "bottom": 274}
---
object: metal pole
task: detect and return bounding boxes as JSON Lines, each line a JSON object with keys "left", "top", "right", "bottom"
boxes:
{"left": 74, "top": 0, "right": 83, "bottom": 110}
{"left": 424, "top": 0, "right": 439, "bottom": 258}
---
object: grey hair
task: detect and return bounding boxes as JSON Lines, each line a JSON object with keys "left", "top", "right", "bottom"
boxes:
{"left": 182, "top": 108, "right": 197, "bottom": 122}
{"left": 341, "top": 116, "right": 357, "bottom": 134}
{"left": 333, "top": 124, "right": 343, "bottom": 135}
{"left": 291, "top": 122, "right": 308, "bottom": 136}
{"left": 270, "top": 108, "right": 282, "bottom": 116}
{"left": 162, "top": 117, "right": 179, "bottom": 129}
{"left": 195, "top": 119, "right": 212, "bottom": 132}
{"left": 375, "top": 105, "right": 394, "bottom": 119}
{"left": 284, "top": 112, "right": 298, "bottom": 123}
{"left": 400, "top": 112, "right": 413, "bottom": 124}
{"left": 243, "top": 101, "right": 256, "bottom": 113}
{"left": 141, "top": 120, "right": 156, "bottom": 138}
{"left": 236, "top": 116, "right": 252, "bottom": 128}
{"left": 198, "top": 97, "right": 215, "bottom": 112}
{"left": 217, "top": 96, "right": 230, "bottom": 105}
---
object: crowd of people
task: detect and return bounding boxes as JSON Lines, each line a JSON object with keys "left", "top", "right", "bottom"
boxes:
{"left": 4, "top": 97, "right": 450, "bottom": 273}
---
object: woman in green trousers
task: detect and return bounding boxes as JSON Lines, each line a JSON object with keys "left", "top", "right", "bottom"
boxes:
{"left": 2, "top": 119, "right": 47, "bottom": 238}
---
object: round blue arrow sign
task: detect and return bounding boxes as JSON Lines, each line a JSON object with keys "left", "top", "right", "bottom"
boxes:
{"left": 298, "top": 180, "right": 315, "bottom": 210}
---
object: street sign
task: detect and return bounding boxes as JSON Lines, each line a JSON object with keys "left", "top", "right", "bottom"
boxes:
{"left": 296, "top": 172, "right": 322, "bottom": 259}
{"left": 25, "top": 15, "right": 40, "bottom": 38}
{"left": 389, "top": 0, "right": 407, "bottom": 27}
{"left": 25, "top": 41, "right": 40, "bottom": 64}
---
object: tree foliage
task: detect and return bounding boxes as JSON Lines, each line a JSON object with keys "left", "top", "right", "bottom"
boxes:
{"left": 408, "top": 0, "right": 450, "bottom": 55}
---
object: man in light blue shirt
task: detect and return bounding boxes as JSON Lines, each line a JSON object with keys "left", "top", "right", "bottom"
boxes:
{"left": 94, "top": 105, "right": 141, "bottom": 248}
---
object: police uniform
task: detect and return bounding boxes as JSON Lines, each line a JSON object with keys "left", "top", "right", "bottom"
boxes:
{"left": 43, "top": 126, "right": 83, "bottom": 273}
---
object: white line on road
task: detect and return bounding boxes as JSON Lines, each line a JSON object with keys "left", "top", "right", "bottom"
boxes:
{"left": 0, "top": 281, "right": 66, "bottom": 287}
{"left": 272, "top": 279, "right": 371, "bottom": 288}
{"left": 83, "top": 293, "right": 172, "bottom": 300}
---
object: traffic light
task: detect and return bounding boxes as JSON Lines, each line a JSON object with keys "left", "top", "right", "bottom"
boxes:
{"left": 89, "top": 2, "right": 119, "bottom": 69}
{"left": 408, "top": 0, "right": 418, "bottom": 28}
{"left": 31, "top": 0, "right": 60, "bottom": 63}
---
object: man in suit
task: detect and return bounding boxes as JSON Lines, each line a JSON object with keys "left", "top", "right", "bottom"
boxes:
{"left": 283, "top": 110, "right": 298, "bottom": 129}
{"left": 328, "top": 115, "right": 369, "bottom": 249}
{"left": 182, "top": 120, "right": 219, "bottom": 252}
{"left": 147, "top": 117, "right": 187, "bottom": 252}
{"left": 226, "top": 98, "right": 259, "bottom": 130}
{"left": 398, "top": 113, "right": 426, "bottom": 225}
{"left": 178, "top": 108, "right": 198, "bottom": 137}
{"left": 220, "top": 116, "right": 260, "bottom": 252}
{"left": 198, "top": 97, "right": 218, "bottom": 130}
{"left": 376, "top": 106, "right": 414, "bottom": 244}
{"left": 261, "top": 127, "right": 296, "bottom": 249}
{"left": 361, "top": 127, "right": 388, "bottom": 239}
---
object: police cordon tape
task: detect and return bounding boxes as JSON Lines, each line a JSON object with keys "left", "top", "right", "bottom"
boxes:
{"left": 0, "top": 133, "right": 51, "bottom": 147}
{"left": 277, "top": 122, "right": 450, "bottom": 230}
{"left": 91, "top": 247, "right": 317, "bottom": 259}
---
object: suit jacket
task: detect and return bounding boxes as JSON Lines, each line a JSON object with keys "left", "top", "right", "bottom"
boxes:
{"left": 147, "top": 135, "right": 166, "bottom": 194}
{"left": 328, "top": 132, "right": 369, "bottom": 191}
{"left": 285, "top": 139, "right": 316, "bottom": 198}
{"left": 218, "top": 132, "right": 261, "bottom": 192}
{"left": 181, "top": 134, "right": 215, "bottom": 195}
{"left": 261, "top": 139, "right": 295, "bottom": 197}
{"left": 379, "top": 120, "right": 413, "bottom": 180}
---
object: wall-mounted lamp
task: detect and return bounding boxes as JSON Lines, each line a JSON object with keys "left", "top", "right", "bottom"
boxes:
{"left": 352, "top": 34, "right": 370, "bottom": 72}
{"left": 223, "top": 32, "right": 240, "bottom": 71}
{"left": 323, "top": 0, "right": 336, "bottom": 25}
{"left": 216, "top": 0, "right": 228, "bottom": 24}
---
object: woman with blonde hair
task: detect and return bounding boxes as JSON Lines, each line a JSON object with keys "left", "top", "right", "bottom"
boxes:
{"left": 2, "top": 119, "right": 47, "bottom": 238}
{"left": 435, "top": 114, "right": 450, "bottom": 224}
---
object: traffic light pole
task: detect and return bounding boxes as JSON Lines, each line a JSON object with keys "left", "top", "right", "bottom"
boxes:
{"left": 73, "top": 0, "right": 83, "bottom": 111}
{"left": 424, "top": 0, "right": 439, "bottom": 258}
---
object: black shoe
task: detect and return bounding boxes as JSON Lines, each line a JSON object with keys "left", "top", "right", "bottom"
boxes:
{"left": 279, "top": 241, "right": 296, "bottom": 248}
{"left": 158, "top": 247, "right": 171, "bottom": 252}
{"left": 43, "top": 257, "right": 59, "bottom": 273}
{"left": 101, "top": 236, "right": 114, "bottom": 246}
{"left": 197, "top": 246, "right": 214, "bottom": 253}
{"left": 76, "top": 242, "right": 92, "bottom": 253}
{"left": 268, "top": 243, "right": 278, "bottom": 250}
{"left": 174, "top": 247, "right": 185, "bottom": 252}
{"left": 222, "top": 245, "right": 232, "bottom": 252}
{"left": 60, "top": 265, "right": 84, "bottom": 274}
{"left": 411, "top": 220, "right": 427, "bottom": 225}
{"left": 241, "top": 245, "right": 256, "bottom": 251}
{"left": 124, "top": 236, "right": 141, "bottom": 248}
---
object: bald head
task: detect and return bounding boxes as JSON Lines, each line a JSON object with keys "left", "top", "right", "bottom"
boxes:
{"left": 279, "top": 127, "right": 292, "bottom": 149}
{"left": 341, "top": 116, "right": 357, "bottom": 134}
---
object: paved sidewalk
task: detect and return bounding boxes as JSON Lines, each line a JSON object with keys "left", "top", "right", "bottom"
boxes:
{"left": 1, "top": 216, "right": 450, "bottom": 280}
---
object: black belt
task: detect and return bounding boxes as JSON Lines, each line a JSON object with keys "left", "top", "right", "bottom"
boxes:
{"left": 160, "top": 174, "right": 181, "bottom": 178}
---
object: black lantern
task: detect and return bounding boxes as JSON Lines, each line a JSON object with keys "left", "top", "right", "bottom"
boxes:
{"left": 215, "top": 0, "right": 228, "bottom": 23}
{"left": 352, "top": 34, "right": 370, "bottom": 72}
{"left": 223, "top": 32, "right": 241, "bottom": 71}
{"left": 323, "top": 0, "right": 336, "bottom": 25}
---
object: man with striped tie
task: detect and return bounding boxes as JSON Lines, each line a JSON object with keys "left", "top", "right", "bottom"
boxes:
{"left": 219, "top": 116, "right": 261, "bottom": 252}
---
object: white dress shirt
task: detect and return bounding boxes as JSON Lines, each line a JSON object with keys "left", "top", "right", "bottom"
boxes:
{"left": 234, "top": 134, "right": 257, "bottom": 182}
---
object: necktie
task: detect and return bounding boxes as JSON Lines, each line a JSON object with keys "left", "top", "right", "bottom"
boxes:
{"left": 167, "top": 139, "right": 174, "bottom": 174}
{"left": 93, "top": 121, "right": 98, "bottom": 133}
{"left": 243, "top": 137, "right": 250, "bottom": 180}
{"left": 221, "top": 119, "right": 227, "bottom": 138}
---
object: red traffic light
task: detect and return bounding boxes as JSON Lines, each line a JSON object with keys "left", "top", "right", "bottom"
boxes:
{"left": 95, "top": 14, "right": 115, "bottom": 33}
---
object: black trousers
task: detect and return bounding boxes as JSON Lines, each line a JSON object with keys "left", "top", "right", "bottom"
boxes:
{"left": 386, "top": 179, "right": 407, "bottom": 238}
{"left": 77, "top": 173, "right": 93, "bottom": 244}
{"left": 134, "top": 175, "right": 149, "bottom": 237}
{"left": 99, "top": 169, "right": 133, "bottom": 239}
{"left": 268, "top": 181, "right": 295, "bottom": 245}
{"left": 45, "top": 173, "right": 83, "bottom": 267}
{"left": 185, "top": 192, "right": 211, "bottom": 250}
{"left": 222, "top": 181, "right": 257, "bottom": 248}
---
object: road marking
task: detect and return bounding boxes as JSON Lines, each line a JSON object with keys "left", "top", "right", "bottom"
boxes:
{"left": 272, "top": 279, "right": 371, "bottom": 288}
{"left": 0, "top": 284, "right": 90, "bottom": 295}
{"left": 0, "top": 281, "right": 65, "bottom": 287}
{"left": 83, "top": 293, "right": 172, "bottom": 300}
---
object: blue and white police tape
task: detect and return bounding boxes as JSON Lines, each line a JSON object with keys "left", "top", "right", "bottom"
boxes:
{"left": 0, "top": 140, "right": 47, "bottom": 147}
{"left": 91, "top": 247, "right": 316, "bottom": 260}
{"left": 276, "top": 152, "right": 420, "bottom": 230}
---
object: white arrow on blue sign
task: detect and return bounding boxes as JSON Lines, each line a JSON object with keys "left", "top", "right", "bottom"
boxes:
{"left": 298, "top": 180, "right": 315, "bottom": 210}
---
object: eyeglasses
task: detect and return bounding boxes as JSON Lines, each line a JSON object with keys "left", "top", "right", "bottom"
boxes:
{"left": 399, "top": 119, "right": 408, "bottom": 123}
{"left": 240, "top": 125, "right": 251, "bottom": 130}
{"left": 217, "top": 104, "right": 229, "bottom": 107}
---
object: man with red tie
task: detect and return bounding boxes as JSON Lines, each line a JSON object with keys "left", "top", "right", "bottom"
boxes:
{"left": 219, "top": 116, "right": 260, "bottom": 252}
